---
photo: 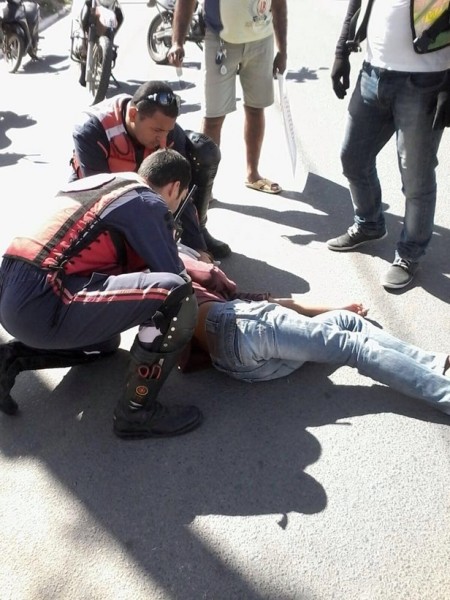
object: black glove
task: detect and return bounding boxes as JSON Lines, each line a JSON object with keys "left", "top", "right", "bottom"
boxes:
{"left": 432, "top": 89, "right": 450, "bottom": 130}
{"left": 331, "top": 55, "right": 351, "bottom": 99}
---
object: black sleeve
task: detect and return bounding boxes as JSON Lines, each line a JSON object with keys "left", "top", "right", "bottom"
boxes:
{"left": 73, "top": 114, "right": 111, "bottom": 177}
{"left": 335, "top": 0, "right": 361, "bottom": 58}
{"left": 179, "top": 200, "right": 207, "bottom": 251}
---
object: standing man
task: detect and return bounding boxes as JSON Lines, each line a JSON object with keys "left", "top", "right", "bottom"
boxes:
{"left": 327, "top": 0, "right": 450, "bottom": 290}
{"left": 169, "top": 0, "right": 287, "bottom": 195}
{"left": 70, "top": 80, "right": 231, "bottom": 260}
{"left": 0, "top": 150, "right": 203, "bottom": 439}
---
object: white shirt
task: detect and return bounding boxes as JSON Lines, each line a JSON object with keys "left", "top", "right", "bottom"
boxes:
{"left": 366, "top": 0, "right": 450, "bottom": 71}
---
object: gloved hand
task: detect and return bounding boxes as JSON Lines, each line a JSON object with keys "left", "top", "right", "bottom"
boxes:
{"left": 432, "top": 89, "right": 450, "bottom": 130}
{"left": 331, "top": 55, "right": 351, "bottom": 99}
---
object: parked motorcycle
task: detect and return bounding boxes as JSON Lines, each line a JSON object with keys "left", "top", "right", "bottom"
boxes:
{"left": 147, "top": 0, "right": 204, "bottom": 65}
{"left": 0, "top": 0, "right": 40, "bottom": 73}
{"left": 70, "top": 0, "right": 123, "bottom": 104}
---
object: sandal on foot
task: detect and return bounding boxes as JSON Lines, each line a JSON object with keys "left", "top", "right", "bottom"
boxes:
{"left": 245, "top": 178, "right": 282, "bottom": 194}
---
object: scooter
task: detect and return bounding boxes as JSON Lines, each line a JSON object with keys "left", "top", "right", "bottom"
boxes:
{"left": 0, "top": 0, "right": 40, "bottom": 73}
{"left": 147, "top": 0, "right": 204, "bottom": 65}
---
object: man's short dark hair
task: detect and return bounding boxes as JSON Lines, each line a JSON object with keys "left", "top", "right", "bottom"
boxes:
{"left": 131, "top": 81, "right": 180, "bottom": 119}
{"left": 138, "top": 149, "right": 191, "bottom": 191}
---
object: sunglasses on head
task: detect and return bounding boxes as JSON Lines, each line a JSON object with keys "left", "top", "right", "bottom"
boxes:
{"left": 138, "top": 92, "right": 181, "bottom": 110}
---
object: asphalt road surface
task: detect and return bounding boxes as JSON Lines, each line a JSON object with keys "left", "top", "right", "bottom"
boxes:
{"left": 0, "top": 2, "right": 449, "bottom": 599}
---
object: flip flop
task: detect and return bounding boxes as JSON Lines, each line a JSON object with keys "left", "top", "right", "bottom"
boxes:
{"left": 245, "top": 178, "right": 282, "bottom": 194}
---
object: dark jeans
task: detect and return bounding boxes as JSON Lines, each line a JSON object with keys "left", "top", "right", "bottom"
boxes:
{"left": 341, "top": 62, "right": 446, "bottom": 262}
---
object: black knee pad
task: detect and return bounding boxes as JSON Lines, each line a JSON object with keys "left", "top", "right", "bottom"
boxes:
{"left": 185, "top": 130, "right": 221, "bottom": 175}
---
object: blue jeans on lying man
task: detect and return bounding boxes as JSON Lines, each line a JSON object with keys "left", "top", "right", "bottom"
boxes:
{"left": 341, "top": 62, "right": 446, "bottom": 263}
{"left": 205, "top": 300, "right": 450, "bottom": 415}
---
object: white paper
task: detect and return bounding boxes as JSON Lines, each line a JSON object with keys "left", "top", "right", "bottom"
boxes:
{"left": 277, "top": 73, "right": 308, "bottom": 192}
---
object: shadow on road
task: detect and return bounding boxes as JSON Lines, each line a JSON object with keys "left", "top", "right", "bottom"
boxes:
{"left": 20, "top": 54, "right": 70, "bottom": 74}
{"left": 1, "top": 314, "right": 447, "bottom": 597}
{"left": 0, "top": 111, "right": 36, "bottom": 150}
{"left": 215, "top": 173, "right": 450, "bottom": 303}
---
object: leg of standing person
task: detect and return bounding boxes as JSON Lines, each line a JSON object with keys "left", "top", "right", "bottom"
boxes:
{"left": 202, "top": 115, "right": 226, "bottom": 146}
{"left": 240, "top": 35, "right": 281, "bottom": 194}
{"left": 381, "top": 70, "right": 446, "bottom": 289}
{"left": 327, "top": 63, "right": 394, "bottom": 252}
{"left": 205, "top": 300, "right": 450, "bottom": 415}
{"left": 244, "top": 105, "right": 265, "bottom": 184}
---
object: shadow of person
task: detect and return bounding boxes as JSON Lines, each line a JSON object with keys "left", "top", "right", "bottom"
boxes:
{"left": 103, "top": 79, "right": 144, "bottom": 99}
{"left": 0, "top": 111, "right": 37, "bottom": 150}
{"left": 0, "top": 350, "right": 326, "bottom": 599}
{"left": 270, "top": 361, "right": 450, "bottom": 427}
{"left": 285, "top": 67, "right": 318, "bottom": 83}
{"left": 179, "top": 101, "right": 202, "bottom": 115}
{"left": 214, "top": 173, "right": 450, "bottom": 302}
{"left": 103, "top": 77, "right": 193, "bottom": 102}
{"left": 0, "top": 151, "right": 26, "bottom": 167}
{"left": 218, "top": 251, "right": 310, "bottom": 295}
{"left": 212, "top": 174, "right": 353, "bottom": 247}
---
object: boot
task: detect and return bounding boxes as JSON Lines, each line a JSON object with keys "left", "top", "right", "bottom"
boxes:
{"left": 0, "top": 339, "right": 119, "bottom": 415}
{"left": 201, "top": 228, "right": 232, "bottom": 260}
{"left": 113, "top": 339, "right": 203, "bottom": 439}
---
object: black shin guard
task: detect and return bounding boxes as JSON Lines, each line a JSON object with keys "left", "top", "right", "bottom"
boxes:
{"left": 113, "top": 281, "right": 203, "bottom": 439}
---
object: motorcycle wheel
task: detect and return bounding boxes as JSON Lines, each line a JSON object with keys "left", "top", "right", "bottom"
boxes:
{"left": 88, "top": 35, "right": 113, "bottom": 105}
{"left": 4, "top": 32, "right": 24, "bottom": 73}
{"left": 147, "top": 13, "right": 170, "bottom": 64}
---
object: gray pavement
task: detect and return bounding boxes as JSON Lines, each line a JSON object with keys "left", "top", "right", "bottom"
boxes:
{"left": 1, "top": 1, "right": 449, "bottom": 599}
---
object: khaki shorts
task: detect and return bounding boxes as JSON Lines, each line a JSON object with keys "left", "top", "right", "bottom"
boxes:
{"left": 203, "top": 28, "right": 275, "bottom": 117}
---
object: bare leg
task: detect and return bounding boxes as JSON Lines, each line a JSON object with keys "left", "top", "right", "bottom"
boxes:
{"left": 244, "top": 105, "right": 265, "bottom": 183}
{"left": 202, "top": 116, "right": 225, "bottom": 146}
{"left": 244, "top": 105, "right": 281, "bottom": 192}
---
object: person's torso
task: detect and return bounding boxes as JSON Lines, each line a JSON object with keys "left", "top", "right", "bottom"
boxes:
{"left": 203, "top": 0, "right": 274, "bottom": 43}
{"left": 3, "top": 174, "right": 160, "bottom": 277}
{"left": 366, "top": 0, "right": 450, "bottom": 71}
{"left": 89, "top": 95, "right": 154, "bottom": 172}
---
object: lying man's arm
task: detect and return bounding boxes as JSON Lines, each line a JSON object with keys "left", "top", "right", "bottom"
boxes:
{"left": 269, "top": 296, "right": 368, "bottom": 317}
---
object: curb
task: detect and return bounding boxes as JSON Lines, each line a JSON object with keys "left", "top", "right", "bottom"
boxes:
{"left": 39, "top": 5, "right": 71, "bottom": 33}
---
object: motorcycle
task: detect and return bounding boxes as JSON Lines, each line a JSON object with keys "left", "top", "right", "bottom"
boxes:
{"left": 147, "top": 0, "right": 204, "bottom": 65}
{"left": 70, "top": 0, "right": 123, "bottom": 104}
{"left": 0, "top": 0, "right": 40, "bottom": 73}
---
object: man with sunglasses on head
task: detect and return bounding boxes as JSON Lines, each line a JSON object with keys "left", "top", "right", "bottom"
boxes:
{"left": 70, "top": 80, "right": 231, "bottom": 262}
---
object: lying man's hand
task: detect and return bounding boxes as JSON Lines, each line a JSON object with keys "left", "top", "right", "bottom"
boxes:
{"left": 341, "top": 302, "right": 369, "bottom": 317}
{"left": 196, "top": 250, "right": 215, "bottom": 264}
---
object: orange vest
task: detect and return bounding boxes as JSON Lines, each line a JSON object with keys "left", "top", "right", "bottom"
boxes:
{"left": 73, "top": 95, "right": 154, "bottom": 175}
